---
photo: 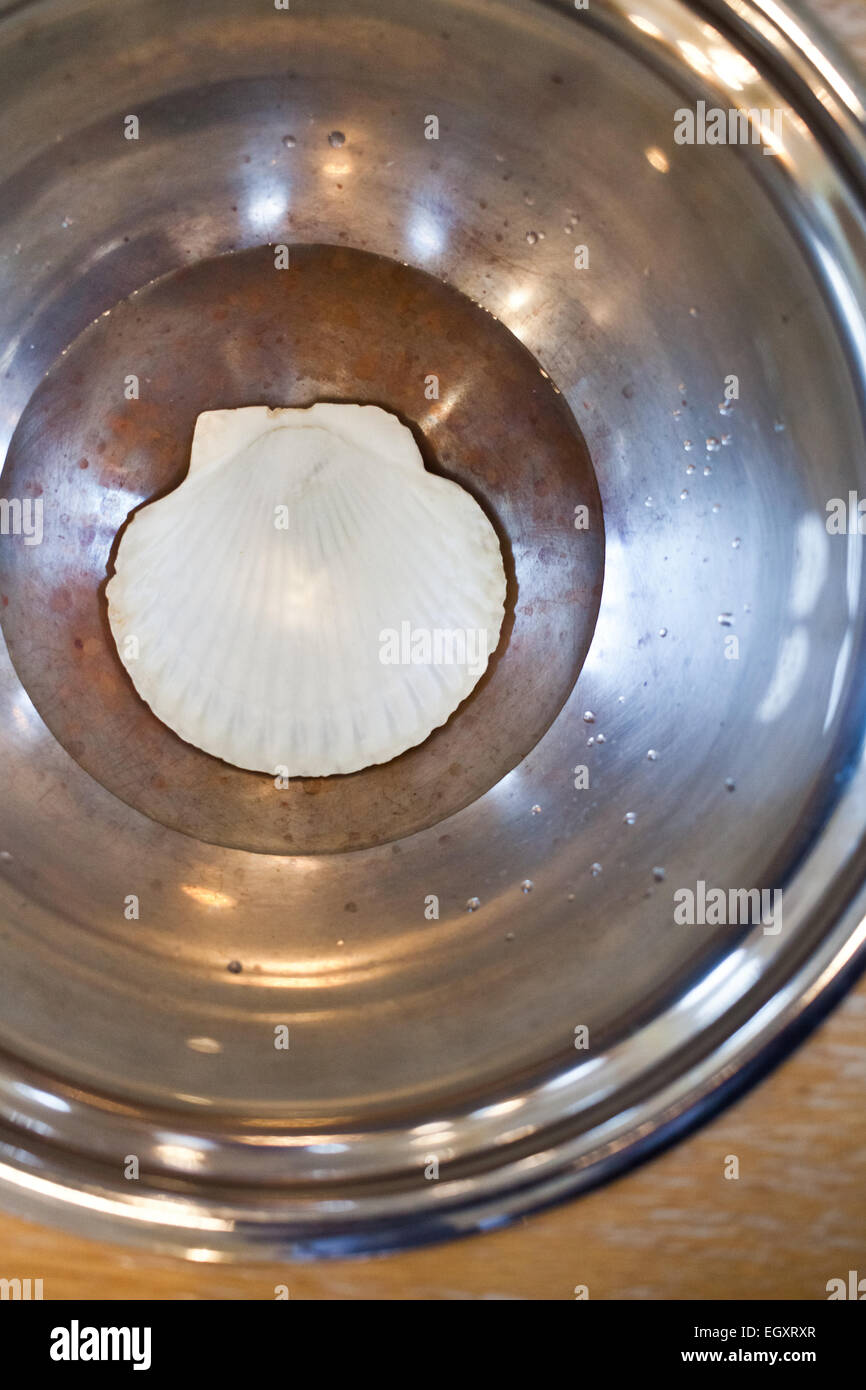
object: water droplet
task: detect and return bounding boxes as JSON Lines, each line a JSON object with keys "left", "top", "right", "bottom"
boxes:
{"left": 718, "top": 612, "right": 733, "bottom": 626}
{"left": 653, "top": 866, "right": 666, "bottom": 881}
{"left": 586, "top": 735, "right": 595, "bottom": 746}
{"left": 677, "top": 382, "right": 686, "bottom": 394}
{"left": 590, "top": 862, "right": 603, "bottom": 877}
{"left": 282, "top": 134, "right": 297, "bottom": 148}
{"left": 683, "top": 439, "right": 693, "bottom": 451}
{"left": 524, "top": 193, "right": 535, "bottom": 205}
{"left": 731, "top": 537, "right": 741, "bottom": 549}
{"left": 0, "top": 851, "right": 12, "bottom": 862}
{"left": 505, "top": 931, "right": 515, "bottom": 941}
{"left": 647, "top": 749, "right": 658, "bottom": 761}
{"left": 689, "top": 305, "right": 699, "bottom": 317}
{"left": 672, "top": 408, "right": 681, "bottom": 418}
{"left": 725, "top": 778, "right": 736, "bottom": 792}
{"left": 328, "top": 130, "right": 346, "bottom": 147}
{"left": 583, "top": 710, "right": 596, "bottom": 723}
{"left": 567, "top": 892, "right": 576, "bottom": 902}
{"left": 624, "top": 811, "right": 636, "bottom": 825}
{"left": 521, "top": 879, "right": 534, "bottom": 893}
{"left": 525, "top": 230, "right": 538, "bottom": 245}
{"left": 61, "top": 216, "right": 72, "bottom": 229}
{"left": 721, "top": 433, "right": 732, "bottom": 446}
{"left": 703, "top": 465, "right": 712, "bottom": 476}
{"left": 680, "top": 489, "right": 689, "bottom": 500}
{"left": 718, "top": 400, "right": 734, "bottom": 415}
{"left": 706, "top": 436, "right": 720, "bottom": 452}
{"left": 466, "top": 896, "right": 481, "bottom": 912}
{"left": 531, "top": 804, "right": 542, "bottom": 815}
{"left": 595, "top": 732, "right": 606, "bottom": 744}
{"left": 658, "top": 627, "right": 667, "bottom": 637}
{"left": 644, "top": 495, "right": 654, "bottom": 507}
{"left": 712, "top": 502, "right": 721, "bottom": 513}
{"left": 773, "top": 419, "right": 785, "bottom": 432}
{"left": 227, "top": 960, "right": 243, "bottom": 974}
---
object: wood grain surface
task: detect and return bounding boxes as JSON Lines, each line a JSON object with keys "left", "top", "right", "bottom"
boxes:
{"left": 1, "top": 0, "right": 865, "bottom": 1301}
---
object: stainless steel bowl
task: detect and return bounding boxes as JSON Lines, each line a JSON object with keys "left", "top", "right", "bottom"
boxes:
{"left": 1, "top": 0, "right": 866, "bottom": 1259}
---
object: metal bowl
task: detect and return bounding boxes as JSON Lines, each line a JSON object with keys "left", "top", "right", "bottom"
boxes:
{"left": 1, "top": 0, "right": 865, "bottom": 1259}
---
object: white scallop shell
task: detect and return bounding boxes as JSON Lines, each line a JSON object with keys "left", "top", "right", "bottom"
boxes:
{"left": 106, "top": 403, "right": 506, "bottom": 776}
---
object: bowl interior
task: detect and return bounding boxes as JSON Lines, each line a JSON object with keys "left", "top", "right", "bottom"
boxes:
{"left": 0, "top": 0, "right": 864, "bottom": 1240}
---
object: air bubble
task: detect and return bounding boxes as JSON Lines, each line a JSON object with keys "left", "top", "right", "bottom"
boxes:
{"left": 583, "top": 710, "right": 596, "bottom": 723}
{"left": 647, "top": 749, "right": 658, "bottom": 761}
{"left": 282, "top": 134, "right": 297, "bottom": 148}
{"left": 653, "top": 866, "right": 666, "bottom": 882}
{"left": 328, "top": 130, "right": 346, "bottom": 147}
{"left": 624, "top": 811, "right": 636, "bottom": 825}
{"left": 706, "top": 437, "right": 720, "bottom": 452}
{"left": 590, "top": 862, "right": 603, "bottom": 877}
{"left": 525, "top": 231, "right": 539, "bottom": 245}
{"left": 521, "top": 879, "right": 534, "bottom": 893}
{"left": 718, "top": 613, "right": 733, "bottom": 626}
{"left": 466, "top": 896, "right": 481, "bottom": 912}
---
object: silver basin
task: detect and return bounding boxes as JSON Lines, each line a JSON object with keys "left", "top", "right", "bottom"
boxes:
{"left": 1, "top": 0, "right": 865, "bottom": 1258}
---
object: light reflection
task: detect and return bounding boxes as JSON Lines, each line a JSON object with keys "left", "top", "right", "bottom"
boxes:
{"left": 644, "top": 146, "right": 669, "bottom": 173}
{"left": 180, "top": 885, "right": 236, "bottom": 909}
{"left": 0, "top": 1159, "right": 232, "bottom": 1230}
{"left": 789, "top": 512, "right": 828, "bottom": 618}
{"left": 506, "top": 286, "right": 532, "bottom": 312}
{"left": 706, "top": 47, "right": 760, "bottom": 92}
{"left": 13, "top": 1083, "right": 71, "bottom": 1114}
{"left": 628, "top": 14, "right": 663, "bottom": 39}
{"left": 155, "top": 1143, "right": 209, "bottom": 1172}
{"left": 677, "top": 39, "right": 713, "bottom": 76}
{"left": 246, "top": 190, "right": 289, "bottom": 232}
{"left": 756, "top": 626, "right": 810, "bottom": 723}
{"left": 186, "top": 1036, "right": 222, "bottom": 1054}
{"left": 408, "top": 210, "right": 446, "bottom": 258}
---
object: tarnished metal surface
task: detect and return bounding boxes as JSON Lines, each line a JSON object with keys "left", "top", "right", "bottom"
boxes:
{"left": 0, "top": 244, "right": 603, "bottom": 853}
{"left": 0, "top": 0, "right": 865, "bottom": 1257}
